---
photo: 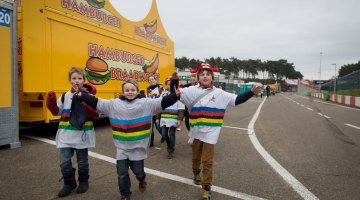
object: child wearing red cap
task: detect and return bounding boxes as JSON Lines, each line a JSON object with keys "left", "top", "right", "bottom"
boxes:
{"left": 171, "top": 63, "right": 262, "bottom": 200}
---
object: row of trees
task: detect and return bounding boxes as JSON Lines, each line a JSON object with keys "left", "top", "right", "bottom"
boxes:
{"left": 175, "top": 57, "right": 303, "bottom": 81}
{"left": 338, "top": 61, "right": 360, "bottom": 77}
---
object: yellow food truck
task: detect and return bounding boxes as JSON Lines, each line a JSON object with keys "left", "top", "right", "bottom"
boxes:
{"left": 16, "top": 0, "right": 174, "bottom": 125}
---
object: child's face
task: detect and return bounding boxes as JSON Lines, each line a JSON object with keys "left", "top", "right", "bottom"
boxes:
{"left": 70, "top": 72, "right": 84, "bottom": 90}
{"left": 190, "top": 76, "right": 197, "bottom": 85}
{"left": 123, "top": 83, "right": 139, "bottom": 100}
{"left": 198, "top": 70, "right": 213, "bottom": 87}
{"left": 148, "top": 76, "right": 157, "bottom": 86}
{"left": 165, "top": 80, "right": 171, "bottom": 87}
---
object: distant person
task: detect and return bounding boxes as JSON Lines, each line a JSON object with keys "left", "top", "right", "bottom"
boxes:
{"left": 170, "top": 63, "right": 262, "bottom": 200}
{"left": 184, "top": 73, "right": 198, "bottom": 88}
{"left": 160, "top": 77, "right": 185, "bottom": 159}
{"left": 146, "top": 75, "right": 165, "bottom": 147}
{"left": 266, "top": 85, "right": 271, "bottom": 97}
{"left": 219, "top": 84, "right": 225, "bottom": 90}
{"left": 46, "top": 67, "right": 98, "bottom": 197}
{"left": 76, "top": 79, "right": 179, "bottom": 200}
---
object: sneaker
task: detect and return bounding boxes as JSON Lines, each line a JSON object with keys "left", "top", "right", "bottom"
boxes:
{"left": 138, "top": 180, "right": 147, "bottom": 192}
{"left": 167, "top": 153, "right": 173, "bottom": 159}
{"left": 201, "top": 186, "right": 212, "bottom": 200}
{"left": 193, "top": 173, "right": 201, "bottom": 185}
{"left": 177, "top": 127, "right": 181, "bottom": 131}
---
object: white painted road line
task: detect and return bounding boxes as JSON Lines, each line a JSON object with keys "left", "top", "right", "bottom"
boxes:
{"left": 248, "top": 97, "right": 319, "bottom": 200}
{"left": 22, "top": 134, "right": 266, "bottom": 200}
{"left": 306, "top": 107, "right": 313, "bottom": 111}
{"left": 317, "top": 113, "right": 331, "bottom": 119}
{"left": 345, "top": 123, "right": 360, "bottom": 130}
{"left": 222, "top": 125, "right": 250, "bottom": 131}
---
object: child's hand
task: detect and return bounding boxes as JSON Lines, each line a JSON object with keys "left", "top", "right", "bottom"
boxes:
{"left": 46, "top": 91, "right": 59, "bottom": 115}
{"left": 172, "top": 72, "right": 179, "bottom": 80}
{"left": 80, "top": 87, "right": 89, "bottom": 93}
{"left": 76, "top": 92, "right": 82, "bottom": 97}
{"left": 176, "top": 120, "right": 181, "bottom": 127}
{"left": 251, "top": 86, "right": 262, "bottom": 95}
{"left": 47, "top": 91, "right": 57, "bottom": 101}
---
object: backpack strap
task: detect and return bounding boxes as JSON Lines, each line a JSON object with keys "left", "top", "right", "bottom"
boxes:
{"left": 188, "top": 88, "right": 214, "bottom": 112}
{"left": 61, "top": 92, "right": 66, "bottom": 104}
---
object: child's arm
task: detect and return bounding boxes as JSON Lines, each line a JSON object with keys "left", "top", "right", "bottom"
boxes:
{"left": 161, "top": 93, "right": 178, "bottom": 110}
{"left": 170, "top": 72, "right": 179, "bottom": 94}
{"left": 78, "top": 92, "right": 98, "bottom": 109}
{"left": 177, "top": 101, "right": 185, "bottom": 121}
{"left": 81, "top": 84, "right": 99, "bottom": 118}
{"left": 235, "top": 91, "right": 254, "bottom": 105}
{"left": 177, "top": 109, "right": 185, "bottom": 128}
{"left": 78, "top": 92, "right": 112, "bottom": 115}
{"left": 235, "top": 86, "right": 262, "bottom": 105}
{"left": 46, "top": 91, "right": 59, "bottom": 115}
{"left": 83, "top": 103, "right": 99, "bottom": 118}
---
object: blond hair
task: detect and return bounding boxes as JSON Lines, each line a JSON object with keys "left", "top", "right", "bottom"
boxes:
{"left": 122, "top": 79, "right": 139, "bottom": 92}
{"left": 68, "top": 67, "right": 86, "bottom": 81}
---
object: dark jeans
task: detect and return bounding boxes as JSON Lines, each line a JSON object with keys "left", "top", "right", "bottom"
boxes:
{"left": 116, "top": 159, "right": 146, "bottom": 198}
{"left": 151, "top": 116, "right": 161, "bottom": 135}
{"left": 150, "top": 116, "right": 161, "bottom": 145}
{"left": 59, "top": 148, "right": 89, "bottom": 183}
{"left": 161, "top": 126, "right": 176, "bottom": 153}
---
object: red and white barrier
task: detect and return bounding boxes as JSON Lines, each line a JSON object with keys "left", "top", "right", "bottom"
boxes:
{"left": 311, "top": 93, "right": 360, "bottom": 108}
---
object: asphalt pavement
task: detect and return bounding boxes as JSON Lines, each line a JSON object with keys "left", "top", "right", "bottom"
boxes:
{"left": 1, "top": 93, "right": 360, "bottom": 200}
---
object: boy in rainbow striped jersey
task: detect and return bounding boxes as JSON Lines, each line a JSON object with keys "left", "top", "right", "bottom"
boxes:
{"left": 46, "top": 67, "right": 98, "bottom": 197}
{"left": 76, "top": 79, "right": 179, "bottom": 200}
{"left": 171, "top": 64, "right": 262, "bottom": 200}
{"left": 160, "top": 77, "right": 185, "bottom": 159}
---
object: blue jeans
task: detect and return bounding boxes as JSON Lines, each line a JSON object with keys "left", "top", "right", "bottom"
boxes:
{"left": 161, "top": 126, "right": 176, "bottom": 153}
{"left": 59, "top": 148, "right": 89, "bottom": 183}
{"left": 116, "top": 159, "right": 146, "bottom": 198}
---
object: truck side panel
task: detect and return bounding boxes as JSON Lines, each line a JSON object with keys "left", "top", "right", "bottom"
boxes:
{"left": 18, "top": 0, "right": 174, "bottom": 124}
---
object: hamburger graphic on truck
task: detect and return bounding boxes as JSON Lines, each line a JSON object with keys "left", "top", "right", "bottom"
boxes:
{"left": 86, "top": 0, "right": 105, "bottom": 9}
{"left": 85, "top": 57, "right": 110, "bottom": 85}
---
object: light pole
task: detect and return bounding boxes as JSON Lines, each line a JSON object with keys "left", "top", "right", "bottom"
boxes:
{"left": 332, "top": 63, "right": 337, "bottom": 95}
{"left": 318, "top": 52, "right": 323, "bottom": 92}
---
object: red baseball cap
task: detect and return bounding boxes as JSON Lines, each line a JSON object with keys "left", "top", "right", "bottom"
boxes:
{"left": 190, "top": 63, "right": 219, "bottom": 74}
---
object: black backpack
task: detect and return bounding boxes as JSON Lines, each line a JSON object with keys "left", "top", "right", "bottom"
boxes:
{"left": 61, "top": 93, "right": 87, "bottom": 130}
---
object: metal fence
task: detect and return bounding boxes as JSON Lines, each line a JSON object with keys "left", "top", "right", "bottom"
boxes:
{"left": 321, "top": 69, "right": 360, "bottom": 92}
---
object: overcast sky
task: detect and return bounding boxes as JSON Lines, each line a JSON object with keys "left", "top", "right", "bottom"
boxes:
{"left": 110, "top": 0, "right": 360, "bottom": 80}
